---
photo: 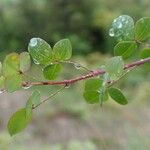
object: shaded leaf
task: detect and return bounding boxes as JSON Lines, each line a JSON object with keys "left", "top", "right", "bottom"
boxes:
{"left": 53, "top": 39, "right": 72, "bottom": 60}
{"left": 105, "top": 56, "right": 124, "bottom": 80}
{"left": 5, "top": 74, "right": 22, "bottom": 93}
{"left": 135, "top": 17, "right": 150, "bottom": 41}
{"left": 83, "top": 79, "right": 103, "bottom": 104}
{"left": 7, "top": 108, "right": 32, "bottom": 136}
{"left": 83, "top": 91, "right": 100, "bottom": 104}
{"left": 43, "top": 64, "right": 61, "bottom": 80}
{"left": 20, "top": 52, "right": 31, "bottom": 72}
{"left": 26, "top": 90, "right": 40, "bottom": 117}
{"left": 114, "top": 41, "right": 137, "bottom": 59}
{"left": 140, "top": 48, "right": 150, "bottom": 68}
{"left": 108, "top": 88, "right": 128, "bottom": 105}
{"left": 3, "top": 53, "right": 20, "bottom": 77}
{"left": 140, "top": 48, "right": 150, "bottom": 59}
{"left": 85, "top": 79, "right": 103, "bottom": 91}
{"left": 99, "top": 88, "right": 109, "bottom": 103}
{"left": 28, "top": 38, "right": 53, "bottom": 65}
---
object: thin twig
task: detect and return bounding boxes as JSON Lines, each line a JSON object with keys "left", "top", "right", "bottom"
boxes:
{"left": 22, "top": 58, "right": 150, "bottom": 87}
{"left": 32, "top": 85, "right": 66, "bottom": 109}
{"left": 107, "top": 66, "right": 136, "bottom": 88}
{"left": 58, "top": 60, "right": 92, "bottom": 72}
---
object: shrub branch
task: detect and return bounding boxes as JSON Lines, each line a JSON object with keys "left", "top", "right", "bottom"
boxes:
{"left": 22, "top": 58, "right": 150, "bottom": 87}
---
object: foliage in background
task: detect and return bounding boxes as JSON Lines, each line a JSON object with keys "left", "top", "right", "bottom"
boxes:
{"left": 0, "top": 0, "right": 150, "bottom": 55}
{"left": 0, "top": 15, "right": 149, "bottom": 136}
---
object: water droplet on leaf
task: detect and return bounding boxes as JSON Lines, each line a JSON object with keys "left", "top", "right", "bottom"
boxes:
{"left": 33, "top": 59, "right": 40, "bottom": 65}
{"left": 22, "top": 85, "right": 32, "bottom": 90}
{"left": 118, "top": 23, "right": 122, "bottom": 28}
{"left": 109, "top": 28, "right": 115, "bottom": 37}
{"left": 74, "top": 63, "right": 81, "bottom": 69}
{"left": 29, "top": 38, "right": 38, "bottom": 47}
{"left": 109, "top": 15, "right": 134, "bottom": 41}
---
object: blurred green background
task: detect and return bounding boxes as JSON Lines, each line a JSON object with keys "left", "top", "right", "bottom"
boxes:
{"left": 0, "top": 0, "right": 150, "bottom": 149}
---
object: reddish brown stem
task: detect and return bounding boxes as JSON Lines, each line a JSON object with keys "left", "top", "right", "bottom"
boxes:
{"left": 22, "top": 58, "right": 150, "bottom": 87}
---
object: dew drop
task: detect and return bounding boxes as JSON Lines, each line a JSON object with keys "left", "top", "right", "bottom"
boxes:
{"left": 121, "top": 17, "right": 125, "bottom": 22}
{"left": 33, "top": 59, "right": 40, "bottom": 65}
{"left": 74, "top": 63, "right": 81, "bottom": 69}
{"left": 22, "top": 85, "right": 32, "bottom": 90}
{"left": 109, "top": 28, "right": 115, "bottom": 37}
{"left": 29, "top": 38, "right": 38, "bottom": 47}
{"left": 118, "top": 22, "right": 122, "bottom": 28}
{"left": 113, "top": 19, "right": 117, "bottom": 23}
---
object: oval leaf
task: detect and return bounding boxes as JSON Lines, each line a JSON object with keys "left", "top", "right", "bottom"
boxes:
{"left": 85, "top": 79, "right": 103, "bottom": 91}
{"left": 7, "top": 108, "right": 32, "bottom": 136}
{"left": 105, "top": 56, "right": 124, "bottom": 80}
{"left": 83, "top": 79, "right": 103, "bottom": 104}
{"left": 135, "top": 17, "right": 150, "bottom": 41}
{"left": 99, "top": 88, "right": 109, "bottom": 103}
{"left": 28, "top": 38, "right": 53, "bottom": 65}
{"left": 83, "top": 91, "right": 100, "bottom": 104}
{"left": 108, "top": 88, "right": 128, "bottom": 105}
{"left": 3, "top": 53, "right": 20, "bottom": 77}
{"left": 140, "top": 48, "right": 150, "bottom": 68}
{"left": 20, "top": 52, "right": 31, "bottom": 72}
{"left": 43, "top": 64, "right": 61, "bottom": 80}
{"left": 5, "top": 74, "right": 22, "bottom": 93}
{"left": 53, "top": 39, "right": 72, "bottom": 60}
{"left": 114, "top": 41, "right": 137, "bottom": 59}
{"left": 109, "top": 15, "right": 134, "bottom": 41}
{"left": 140, "top": 48, "right": 150, "bottom": 59}
{"left": 26, "top": 90, "right": 40, "bottom": 117}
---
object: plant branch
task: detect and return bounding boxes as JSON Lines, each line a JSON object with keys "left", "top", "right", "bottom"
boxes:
{"left": 32, "top": 85, "right": 66, "bottom": 109}
{"left": 57, "top": 60, "right": 92, "bottom": 72}
{"left": 22, "top": 58, "right": 150, "bottom": 87}
{"left": 107, "top": 66, "right": 136, "bottom": 88}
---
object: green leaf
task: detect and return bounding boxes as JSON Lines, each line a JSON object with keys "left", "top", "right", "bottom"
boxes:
{"left": 108, "top": 88, "right": 128, "bottom": 105}
{"left": 28, "top": 38, "right": 53, "bottom": 65}
{"left": 30, "top": 90, "right": 40, "bottom": 107}
{"left": 135, "top": 17, "right": 150, "bottom": 41}
{"left": 83, "top": 79, "right": 103, "bottom": 104}
{"left": 20, "top": 52, "right": 31, "bottom": 72}
{"left": 105, "top": 56, "right": 124, "bottom": 80}
{"left": 109, "top": 15, "right": 134, "bottom": 41}
{"left": 5, "top": 74, "right": 22, "bottom": 93}
{"left": 0, "top": 76, "right": 5, "bottom": 89}
{"left": 26, "top": 90, "right": 40, "bottom": 117}
{"left": 140, "top": 48, "right": 150, "bottom": 59}
{"left": 84, "top": 79, "right": 103, "bottom": 91}
{"left": 83, "top": 91, "right": 100, "bottom": 104}
{"left": 140, "top": 48, "right": 150, "bottom": 68}
{"left": 3, "top": 53, "right": 20, "bottom": 77}
{"left": 53, "top": 39, "right": 72, "bottom": 60}
{"left": 26, "top": 99, "right": 33, "bottom": 118}
{"left": 43, "top": 64, "right": 61, "bottom": 80}
{"left": 114, "top": 41, "right": 137, "bottom": 59}
{"left": 99, "top": 87, "right": 109, "bottom": 103}
{"left": 7, "top": 108, "right": 32, "bottom": 136}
